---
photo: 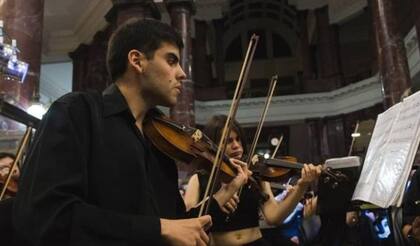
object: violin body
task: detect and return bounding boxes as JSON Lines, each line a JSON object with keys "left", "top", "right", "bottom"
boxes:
{"left": 144, "top": 110, "right": 237, "bottom": 181}
{"left": 252, "top": 155, "right": 300, "bottom": 182}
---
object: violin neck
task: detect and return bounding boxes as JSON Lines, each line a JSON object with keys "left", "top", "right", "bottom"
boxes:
{"left": 264, "top": 158, "right": 304, "bottom": 169}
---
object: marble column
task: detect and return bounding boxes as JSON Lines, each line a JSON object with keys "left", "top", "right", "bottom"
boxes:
{"left": 0, "top": 0, "right": 44, "bottom": 108}
{"left": 166, "top": 0, "right": 196, "bottom": 127}
{"left": 371, "top": 0, "right": 411, "bottom": 108}
{"left": 298, "top": 10, "right": 315, "bottom": 92}
{"left": 315, "top": 6, "right": 342, "bottom": 90}
{"left": 71, "top": 0, "right": 160, "bottom": 92}
{"left": 105, "top": 0, "right": 161, "bottom": 27}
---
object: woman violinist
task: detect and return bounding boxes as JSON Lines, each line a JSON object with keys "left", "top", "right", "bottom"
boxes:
{"left": 184, "top": 115, "right": 321, "bottom": 245}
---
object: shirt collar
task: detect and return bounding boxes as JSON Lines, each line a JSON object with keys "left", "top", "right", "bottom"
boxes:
{"left": 102, "top": 83, "right": 134, "bottom": 122}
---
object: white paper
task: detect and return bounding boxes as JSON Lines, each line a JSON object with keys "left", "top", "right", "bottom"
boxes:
{"left": 352, "top": 90, "right": 420, "bottom": 207}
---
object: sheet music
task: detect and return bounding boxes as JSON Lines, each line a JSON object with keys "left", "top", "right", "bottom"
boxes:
{"left": 391, "top": 93, "right": 420, "bottom": 206}
{"left": 352, "top": 90, "right": 420, "bottom": 207}
{"left": 352, "top": 103, "right": 401, "bottom": 207}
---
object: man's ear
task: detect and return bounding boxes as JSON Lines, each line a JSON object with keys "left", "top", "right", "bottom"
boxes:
{"left": 128, "top": 50, "right": 146, "bottom": 72}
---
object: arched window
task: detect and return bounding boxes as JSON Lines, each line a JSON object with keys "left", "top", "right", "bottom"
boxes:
{"left": 225, "top": 35, "right": 243, "bottom": 61}
{"left": 272, "top": 33, "right": 292, "bottom": 57}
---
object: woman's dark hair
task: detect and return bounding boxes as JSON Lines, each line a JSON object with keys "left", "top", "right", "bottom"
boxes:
{"left": 203, "top": 115, "right": 248, "bottom": 157}
{"left": 106, "top": 18, "right": 183, "bottom": 81}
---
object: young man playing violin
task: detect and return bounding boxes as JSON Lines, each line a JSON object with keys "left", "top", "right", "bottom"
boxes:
{"left": 184, "top": 115, "right": 321, "bottom": 245}
{"left": 12, "top": 18, "right": 250, "bottom": 246}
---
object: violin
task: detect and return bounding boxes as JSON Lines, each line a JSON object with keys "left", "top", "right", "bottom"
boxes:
{"left": 144, "top": 109, "right": 236, "bottom": 180}
{"left": 256, "top": 156, "right": 349, "bottom": 188}
{"left": 251, "top": 155, "right": 300, "bottom": 182}
{"left": 144, "top": 109, "right": 269, "bottom": 201}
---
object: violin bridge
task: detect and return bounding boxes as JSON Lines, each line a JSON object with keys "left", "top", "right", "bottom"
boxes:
{"left": 192, "top": 129, "right": 203, "bottom": 142}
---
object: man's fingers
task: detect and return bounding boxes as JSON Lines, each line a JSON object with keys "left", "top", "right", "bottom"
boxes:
{"left": 199, "top": 228, "right": 209, "bottom": 245}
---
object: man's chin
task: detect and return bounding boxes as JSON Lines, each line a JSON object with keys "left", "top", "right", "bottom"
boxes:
{"left": 158, "top": 99, "right": 177, "bottom": 108}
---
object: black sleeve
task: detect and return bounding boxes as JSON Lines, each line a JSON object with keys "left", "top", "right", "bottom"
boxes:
{"left": 403, "top": 170, "right": 420, "bottom": 226}
{"left": 12, "top": 96, "right": 161, "bottom": 246}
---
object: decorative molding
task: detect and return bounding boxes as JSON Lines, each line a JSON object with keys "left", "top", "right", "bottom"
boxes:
{"left": 405, "top": 27, "right": 420, "bottom": 85}
{"left": 43, "top": 0, "right": 111, "bottom": 62}
{"left": 287, "top": 0, "right": 327, "bottom": 10}
{"left": 72, "top": 0, "right": 111, "bottom": 45}
{"left": 194, "top": 76, "right": 383, "bottom": 126}
{"left": 328, "top": 0, "right": 367, "bottom": 24}
{"left": 195, "top": 0, "right": 226, "bottom": 20}
{"left": 288, "top": 0, "right": 367, "bottom": 24}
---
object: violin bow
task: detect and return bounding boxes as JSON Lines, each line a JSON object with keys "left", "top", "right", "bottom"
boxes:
{"left": 237, "top": 75, "right": 278, "bottom": 197}
{"left": 199, "top": 34, "right": 259, "bottom": 217}
{"left": 271, "top": 134, "right": 284, "bottom": 159}
{"left": 348, "top": 121, "right": 359, "bottom": 156}
{"left": 0, "top": 126, "right": 33, "bottom": 200}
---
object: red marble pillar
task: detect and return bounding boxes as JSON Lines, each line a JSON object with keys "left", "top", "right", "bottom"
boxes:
{"left": 0, "top": 0, "right": 44, "bottom": 108}
{"left": 166, "top": 0, "right": 196, "bottom": 127}
{"left": 71, "top": 0, "right": 160, "bottom": 92}
{"left": 70, "top": 29, "right": 112, "bottom": 92}
{"left": 315, "top": 6, "right": 342, "bottom": 90}
{"left": 298, "top": 10, "right": 315, "bottom": 92}
{"left": 365, "top": 4, "right": 379, "bottom": 75}
{"left": 371, "top": 0, "right": 411, "bottom": 108}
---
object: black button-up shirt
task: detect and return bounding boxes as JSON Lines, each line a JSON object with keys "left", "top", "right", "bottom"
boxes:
{"left": 12, "top": 84, "right": 189, "bottom": 245}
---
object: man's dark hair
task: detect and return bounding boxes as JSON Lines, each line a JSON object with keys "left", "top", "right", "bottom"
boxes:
{"left": 106, "top": 18, "right": 184, "bottom": 81}
{"left": 0, "top": 152, "right": 15, "bottom": 160}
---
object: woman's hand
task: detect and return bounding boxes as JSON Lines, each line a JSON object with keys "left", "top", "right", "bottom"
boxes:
{"left": 228, "top": 158, "right": 252, "bottom": 190}
{"left": 213, "top": 158, "right": 252, "bottom": 213}
{"left": 219, "top": 192, "right": 239, "bottom": 214}
{"left": 297, "top": 164, "right": 321, "bottom": 187}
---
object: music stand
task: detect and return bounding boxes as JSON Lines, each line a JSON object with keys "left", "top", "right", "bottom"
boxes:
{"left": 317, "top": 157, "right": 361, "bottom": 214}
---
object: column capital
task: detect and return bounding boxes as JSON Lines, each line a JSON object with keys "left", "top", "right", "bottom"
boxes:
{"left": 165, "top": 0, "right": 196, "bottom": 15}
{"left": 105, "top": 0, "right": 161, "bottom": 23}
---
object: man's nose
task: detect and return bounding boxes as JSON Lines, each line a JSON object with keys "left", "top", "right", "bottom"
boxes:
{"left": 177, "top": 66, "right": 187, "bottom": 80}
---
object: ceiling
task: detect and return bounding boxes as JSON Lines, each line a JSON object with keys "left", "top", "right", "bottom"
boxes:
{"left": 41, "top": 0, "right": 366, "bottom": 63}
{"left": 42, "top": 0, "right": 112, "bottom": 63}
{"left": 42, "top": 0, "right": 228, "bottom": 63}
